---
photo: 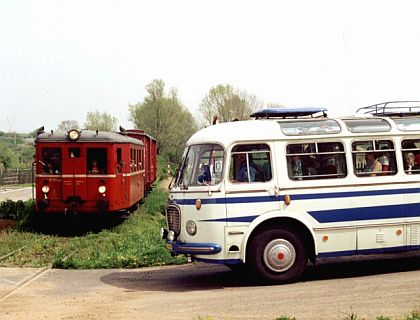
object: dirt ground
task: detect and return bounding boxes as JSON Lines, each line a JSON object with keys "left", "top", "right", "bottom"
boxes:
{"left": 0, "top": 187, "right": 33, "bottom": 202}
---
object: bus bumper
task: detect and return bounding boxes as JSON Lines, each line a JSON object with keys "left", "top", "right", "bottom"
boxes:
{"left": 164, "top": 240, "right": 222, "bottom": 255}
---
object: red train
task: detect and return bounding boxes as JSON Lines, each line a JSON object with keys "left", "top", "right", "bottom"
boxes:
{"left": 34, "top": 127, "right": 157, "bottom": 214}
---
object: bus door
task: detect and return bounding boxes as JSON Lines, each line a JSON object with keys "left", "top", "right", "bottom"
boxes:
{"left": 62, "top": 147, "right": 87, "bottom": 209}
{"left": 225, "top": 143, "right": 279, "bottom": 258}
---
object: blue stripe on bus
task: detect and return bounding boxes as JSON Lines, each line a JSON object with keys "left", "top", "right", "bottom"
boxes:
{"left": 200, "top": 203, "right": 420, "bottom": 223}
{"left": 171, "top": 187, "right": 420, "bottom": 206}
{"left": 318, "top": 245, "right": 410, "bottom": 258}
{"left": 308, "top": 202, "right": 420, "bottom": 223}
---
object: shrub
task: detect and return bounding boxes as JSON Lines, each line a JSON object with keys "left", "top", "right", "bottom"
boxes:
{"left": 0, "top": 199, "right": 35, "bottom": 229}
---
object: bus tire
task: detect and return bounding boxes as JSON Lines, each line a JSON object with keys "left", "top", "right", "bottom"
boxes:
{"left": 249, "top": 227, "right": 307, "bottom": 284}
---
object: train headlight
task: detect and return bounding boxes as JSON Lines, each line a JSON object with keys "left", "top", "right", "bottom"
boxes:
{"left": 186, "top": 220, "right": 197, "bottom": 236}
{"left": 98, "top": 185, "right": 106, "bottom": 194}
{"left": 42, "top": 185, "right": 50, "bottom": 194}
{"left": 68, "top": 129, "right": 80, "bottom": 141}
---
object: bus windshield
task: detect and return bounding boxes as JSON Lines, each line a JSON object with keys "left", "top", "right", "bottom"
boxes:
{"left": 176, "top": 144, "right": 224, "bottom": 188}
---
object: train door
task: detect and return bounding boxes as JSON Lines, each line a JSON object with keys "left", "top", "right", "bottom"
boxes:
{"left": 62, "top": 147, "right": 87, "bottom": 209}
{"left": 115, "top": 147, "right": 127, "bottom": 207}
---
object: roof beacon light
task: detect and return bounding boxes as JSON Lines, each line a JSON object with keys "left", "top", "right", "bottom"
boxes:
{"left": 68, "top": 129, "right": 80, "bottom": 141}
{"left": 251, "top": 107, "right": 328, "bottom": 119}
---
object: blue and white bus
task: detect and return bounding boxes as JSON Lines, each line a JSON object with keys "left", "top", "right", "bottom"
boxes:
{"left": 162, "top": 101, "right": 420, "bottom": 283}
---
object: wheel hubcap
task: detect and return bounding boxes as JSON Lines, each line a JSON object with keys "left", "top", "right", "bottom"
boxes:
{"left": 263, "top": 239, "right": 296, "bottom": 272}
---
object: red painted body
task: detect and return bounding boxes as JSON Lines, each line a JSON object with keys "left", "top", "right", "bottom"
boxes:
{"left": 126, "top": 130, "right": 157, "bottom": 191}
{"left": 34, "top": 129, "right": 154, "bottom": 214}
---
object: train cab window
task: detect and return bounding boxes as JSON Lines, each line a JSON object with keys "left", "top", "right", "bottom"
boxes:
{"left": 41, "top": 148, "right": 61, "bottom": 174}
{"left": 229, "top": 144, "right": 271, "bottom": 183}
{"left": 352, "top": 140, "right": 396, "bottom": 177}
{"left": 401, "top": 139, "right": 420, "bottom": 174}
{"left": 87, "top": 148, "right": 107, "bottom": 174}
{"left": 69, "top": 148, "right": 80, "bottom": 158}
{"left": 286, "top": 142, "right": 347, "bottom": 180}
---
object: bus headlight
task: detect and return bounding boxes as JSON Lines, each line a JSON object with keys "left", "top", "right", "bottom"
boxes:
{"left": 98, "top": 185, "right": 106, "bottom": 194}
{"left": 186, "top": 220, "right": 197, "bottom": 236}
{"left": 42, "top": 185, "right": 50, "bottom": 194}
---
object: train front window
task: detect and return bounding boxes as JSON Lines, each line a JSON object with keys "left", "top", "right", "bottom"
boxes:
{"left": 177, "top": 144, "right": 224, "bottom": 188}
{"left": 40, "top": 148, "right": 61, "bottom": 174}
{"left": 87, "top": 148, "right": 107, "bottom": 174}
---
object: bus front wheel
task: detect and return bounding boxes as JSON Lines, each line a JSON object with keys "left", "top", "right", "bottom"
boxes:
{"left": 249, "top": 227, "right": 307, "bottom": 284}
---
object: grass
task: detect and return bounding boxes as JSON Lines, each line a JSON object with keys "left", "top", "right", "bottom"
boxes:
{"left": 0, "top": 181, "right": 186, "bottom": 268}
{"left": 273, "top": 312, "right": 420, "bottom": 320}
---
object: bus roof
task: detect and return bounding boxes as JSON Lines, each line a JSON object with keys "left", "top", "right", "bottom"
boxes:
{"left": 187, "top": 115, "right": 420, "bottom": 147}
{"left": 35, "top": 130, "right": 144, "bottom": 145}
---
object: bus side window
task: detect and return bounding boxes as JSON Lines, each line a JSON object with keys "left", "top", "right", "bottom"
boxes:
{"left": 286, "top": 142, "right": 347, "bottom": 180}
{"left": 352, "top": 140, "right": 397, "bottom": 177}
{"left": 402, "top": 139, "right": 420, "bottom": 174}
{"left": 229, "top": 144, "right": 271, "bottom": 183}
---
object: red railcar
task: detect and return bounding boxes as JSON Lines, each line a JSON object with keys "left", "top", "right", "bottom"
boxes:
{"left": 126, "top": 129, "right": 157, "bottom": 191}
{"left": 34, "top": 128, "right": 153, "bottom": 214}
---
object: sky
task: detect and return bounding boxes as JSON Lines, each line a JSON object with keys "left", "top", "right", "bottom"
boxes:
{"left": 1, "top": 0, "right": 420, "bottom": 133}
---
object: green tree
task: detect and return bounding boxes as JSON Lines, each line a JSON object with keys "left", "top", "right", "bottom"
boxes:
{"left": 129, "top": 79, "right": 197, "bottom": 162}
{"left": 84, "top": 111, "right": 117, "bottom": 131}
{"left": 198, "top": 84, "right": 262, "bottom": 126}
{"left": 57, "top": 120, "right": 80, "bottom": 131}
{"left": 0, "top": 144, "right": 18, "bottom": 171}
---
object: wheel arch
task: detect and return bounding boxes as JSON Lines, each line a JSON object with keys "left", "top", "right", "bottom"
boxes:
{"left": 242, "top": 212, "right": 317, "bottom": 264}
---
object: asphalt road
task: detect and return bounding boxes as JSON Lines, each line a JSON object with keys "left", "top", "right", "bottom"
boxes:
{"left": 0, "top": 254, "right": 419, "bottom": 320}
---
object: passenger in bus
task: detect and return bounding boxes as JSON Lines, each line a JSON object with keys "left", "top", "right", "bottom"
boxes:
{"left": 291, "top": 155, "right": 303, "bottom": 180}
{"left": 404, "top": 152, "right": 420, "bottom": 174}
{"left": 363, "top": 152, "right": 382, "bottom": 176}
{"left": 378, "top": 147, "right": 390, "bottom": 175}
{"left": 237, "top": 154, "right": 257, "bottom": 182}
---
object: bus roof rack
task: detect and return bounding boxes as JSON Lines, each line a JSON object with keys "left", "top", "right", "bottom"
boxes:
{"left": 356, "top": 101, "right": 420, "bottom": 117}
{"left": 250, "top": 107, "right": 328, "bottom": 119}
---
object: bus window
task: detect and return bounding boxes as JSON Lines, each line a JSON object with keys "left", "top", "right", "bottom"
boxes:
{"left": 401, "top": 139, "right": 420, "bottom": 174}
{"left": 41, "top": 148, "right": 61, "bottom": 174}
{"left": 87, "top": 148, "right": 107, "bottom": 174}
{"left": 177, "top": 144, "right": 224, "bottom": 187}
{"left": 343, "top": 118, "right": 391, "bottom": 133}
{"left": 286, "top": 142, "right": 347, "bottom": 180}
{"left": 352, "top": 140, "right": 396, "bottom": 177}
{"left": 229, "top": 144, "right": 271, "bottom": 183}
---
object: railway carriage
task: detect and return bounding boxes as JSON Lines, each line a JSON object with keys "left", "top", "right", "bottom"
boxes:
{"left": 35, "top": 128, "right": 154, "bottom": 214}
{"left": 126, "top": 129, "right": 157, "bottom": 192}
{"left": 162, "top": 101, "right": 420, "bottom": 284}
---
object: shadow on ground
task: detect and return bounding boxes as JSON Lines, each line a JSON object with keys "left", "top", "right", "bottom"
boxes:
{"left": 30, "top": 213, "right": 127, "bottom": 236}
{"left": 100, "top": 252, "right": 420, "bottom": 292}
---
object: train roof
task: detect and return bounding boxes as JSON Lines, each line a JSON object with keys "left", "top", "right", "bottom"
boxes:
{"left": 35, "top": 129, "right": 144, "bottom": 145}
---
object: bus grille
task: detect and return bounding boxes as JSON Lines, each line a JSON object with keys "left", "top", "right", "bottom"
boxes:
{"left": 166, "top": 204, "right": 181, "bottom": 233}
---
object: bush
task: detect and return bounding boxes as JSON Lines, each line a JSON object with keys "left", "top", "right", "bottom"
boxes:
{"left": 0, "top": 199, "right": 35, "bottom": 229}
